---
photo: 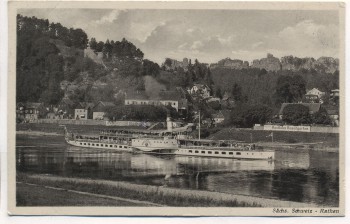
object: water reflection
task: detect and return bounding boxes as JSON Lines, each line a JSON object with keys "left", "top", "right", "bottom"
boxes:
{"left": 16, "top": 135, "right": 339, "bottom": 206}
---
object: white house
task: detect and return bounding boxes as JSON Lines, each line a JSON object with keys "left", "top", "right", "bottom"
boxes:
{"left": 306, "top": 88, "right": 325, "bottom": 98}
{"left": 212, "top": 111, "right": 225, "bottom": 124}
{"left": 189, "top": 84, "right": 211, "bottom": 98}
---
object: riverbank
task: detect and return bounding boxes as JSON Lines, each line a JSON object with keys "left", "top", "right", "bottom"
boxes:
{"left": 17, "top": 182, "right": 150, "bottom": 206}
{"left": 17, "top": 173, "right": 317, "bottom": 207}
{"left": 210, "top": 127, "right": 339, "bottom": 150}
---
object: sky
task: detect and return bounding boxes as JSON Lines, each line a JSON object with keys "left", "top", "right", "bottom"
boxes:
{"left": 18, "top": 9, "right": 340, "bottom": 64}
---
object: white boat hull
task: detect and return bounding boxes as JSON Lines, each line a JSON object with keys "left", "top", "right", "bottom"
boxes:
{"left": 175, "top": 147, "right": 275, "bottom": 160}
{"left": 66, "top": 139, "right": 133, "bottom": 152}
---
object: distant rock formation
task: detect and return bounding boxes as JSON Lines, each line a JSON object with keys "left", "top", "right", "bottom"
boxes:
{"left": 314, "top": 57, "right": 339, "bottom": 73}
{"left": 211, "top": 58, "right": 249, "bottom": 69}
{"left": 84, "top": 46, "right": 106, "bottom": 68}
{"left": 251, "top": 53, "right": 281, "bottom": 71}
{"left": 212, "top": 53, "right": 339, "bottom": 73}
{"left": 162, "top": 58, "right": 189, "bottom": 71}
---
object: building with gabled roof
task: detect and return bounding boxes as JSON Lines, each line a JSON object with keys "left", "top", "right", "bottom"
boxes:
{"left": 212, "top": 111, "right": 225, "bottom": 125}
{"left": 124, "top": 89, "right": 188, "bottom": 112}
{"left": 57, "top": 98, "right": 75, "bottom": 119}
{"left": 74, "top": 102, "right": 94, "bottom": 120}
{"left": 92, "top": 101, "right": 115, "bottom": 120}
{"left": 16, "top": 102, "right": 44, "bottom": 122}
{"left": 189, "top": 83, "right": 211, "bottom": 98}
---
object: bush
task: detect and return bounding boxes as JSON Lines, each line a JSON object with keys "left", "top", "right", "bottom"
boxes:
{"left": 105, "top": 105, "right": 178, "bottom": 122}
{"left": 282, "top": 104, "right": 311, "bottom": 125}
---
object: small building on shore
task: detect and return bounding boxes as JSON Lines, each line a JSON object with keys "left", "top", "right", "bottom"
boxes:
{"left": 92, "top": 101, "right": 115, "bottom": 120}
{"left": 74, "top": 102, "right": 94, "bottom": 120}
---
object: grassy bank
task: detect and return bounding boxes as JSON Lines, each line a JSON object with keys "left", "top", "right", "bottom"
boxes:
{"left": 17, "top": 173, "right": 316, "bottom": 207}
{"left": 17, "top": 183, "right": 144, "bottom": 206}
{"left": 210, "top": 128, "right": 339, "bottom": 148}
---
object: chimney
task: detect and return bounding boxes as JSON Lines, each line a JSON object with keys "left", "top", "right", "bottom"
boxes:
{"left": 166, "top": 116, "right": 173, "bottom": 132}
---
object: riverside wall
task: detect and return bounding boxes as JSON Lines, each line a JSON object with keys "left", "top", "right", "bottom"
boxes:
{"left": 254, "top": 125, "right": 338, "bottom": 133}
{"left": 33, "top": 119, "right": 157, "bottom": 127}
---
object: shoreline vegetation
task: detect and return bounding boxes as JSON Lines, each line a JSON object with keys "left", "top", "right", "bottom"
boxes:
{"left": 16, "top": 123, "right": 339, "bottom": 152}
{"left": 17, "top": 173, "right": 317, "bottom": 207}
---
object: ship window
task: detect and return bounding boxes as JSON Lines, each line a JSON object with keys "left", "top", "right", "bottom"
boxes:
{"left": 229, "top": 152, "right": 233, "bottom": 155}
{"left": 88, "top": 143, "right": 90, "bottom": 146}
{"left": 201, "top": 151, "right": 205, "bottom": 154}
{"left": 115, "top": 145, "right": 118, "bottom": 148}
{"left": 110, "top": 145, "right": 113, "bottom": 147}
{"left": 215, "top": 151, "right": 219, "bottom": 154}
{"left": 92, "top": 144, "right": 94, "bottom": 146}
{"left": 208, "top": 151, "right": 212, "bottom": 154}
{"left": 84, "top": 143, "right": 86, "bottom": 145}
{"left": 222, "top": 152, "right": 226, "bottom": 155}
{"left": 79, "top": 143, "right": 82, "bottom": 145}
{"left": 96, "top": 144, "right": 99, "bottom": 146}
{"left": 236, "top": 152, "right": 241, "bottom": 155}
{"left": 119, "top": 146, "right": 122, "bottom": 148}
{"left": 195, "top": 150, "right": 199, "bottom": 153}
{"left": 124, "top": 146, "right": 127, "bottom": 148}
{"left": 105, "top": 144, "right": 108, "bottom": 147}
{"left": 189, "top": 150, "right": 192, "bottom": 153}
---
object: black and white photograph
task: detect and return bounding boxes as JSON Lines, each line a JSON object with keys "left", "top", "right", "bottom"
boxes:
{"left": 7, "top": 1, "right": 345, "bottom": 216}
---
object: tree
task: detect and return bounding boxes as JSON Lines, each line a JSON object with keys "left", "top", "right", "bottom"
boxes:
{"left": 142, "top": 59, "right": 160, "bottom": 77}
{"left": 103, "top": 39, "right": 113, "bottom": 59}
{"left": 312, "top": 107, "right": 332, "bottom": 125}
{"left": 243, "top": 104, "right": 273, "bottom": 127}
{"left": 69, "top": 28, "right": 88, "bottom": 49}
{"left": 164, "top": 58, "right": 172, "bottom": 67}
{"left": 275, "top": 75, "right": 306, "bottom": 105}
{"left": 282, "top": 104, "right": 311, "bottom": 125}
{"left": 215, "top": 87, "right": 223, "bottom": 99}
{"left": 89, "top": 37, "right": 97, "bottom": 50}
{"left": 232, "top": 83, "right": 244, "bottom": 102}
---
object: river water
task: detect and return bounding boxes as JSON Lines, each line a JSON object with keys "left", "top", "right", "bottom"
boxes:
{"left": 16, "top": 134, "right": 339, "bottom": 206}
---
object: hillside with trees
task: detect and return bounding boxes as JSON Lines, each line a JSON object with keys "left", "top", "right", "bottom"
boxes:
{"left": 16, "top": 15, "right": 162, "bottom": 106}
{"left": 16, "top": 14, "right": 339, "bottom": 126}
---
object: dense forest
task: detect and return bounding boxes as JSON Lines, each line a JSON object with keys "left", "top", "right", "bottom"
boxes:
{"left": 211, "top": 68, "right": 339, "bottom": 106}
{"left": 16, "top": 15, "right": 158, "bottom": 105}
